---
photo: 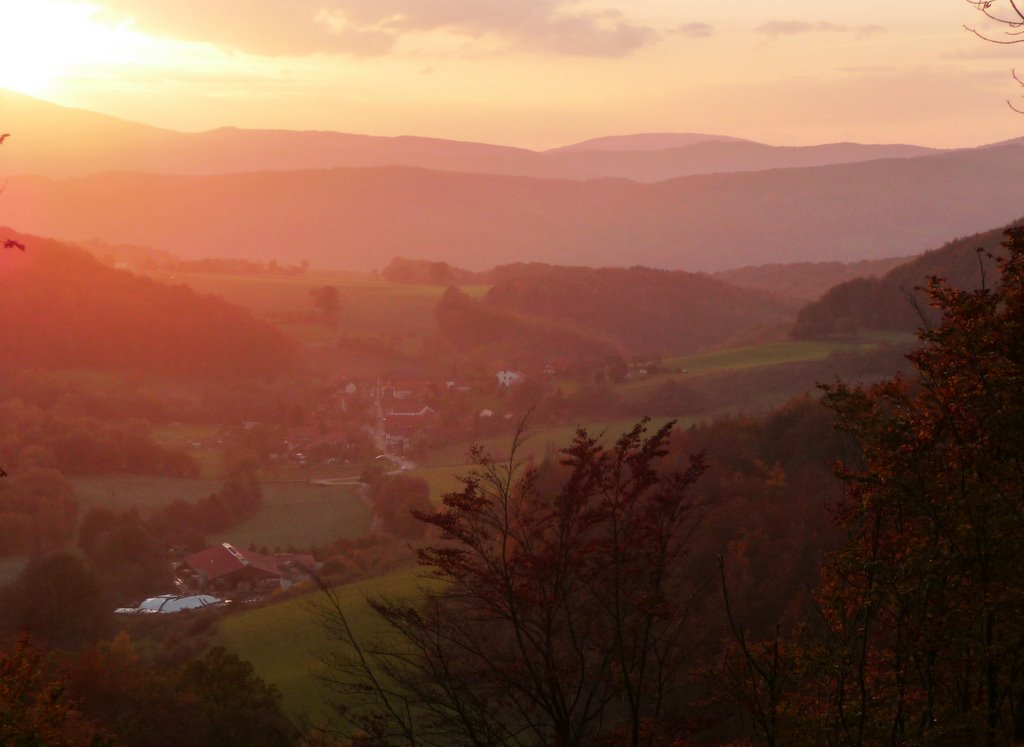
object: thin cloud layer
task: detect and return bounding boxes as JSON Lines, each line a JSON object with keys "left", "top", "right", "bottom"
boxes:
{"left": 674, "top": 22, "right": 715, "bottom": 39}
{"left": 755, "top": 21, "right": 885, "bottom": 39}
{"left": 97, "top": 0, "right": 659, "bottom": 57}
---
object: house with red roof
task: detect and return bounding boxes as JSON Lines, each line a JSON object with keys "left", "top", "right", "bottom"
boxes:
{"left": 183, "top": 543, "right": 320, "bottom": 593}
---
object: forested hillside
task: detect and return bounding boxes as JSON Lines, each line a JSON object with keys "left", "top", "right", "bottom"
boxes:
{"left": 794, "top": 219, "right": 1021, "bottom": 338}
{"left": 483, "top": 263, "right": 797, "bottom": 356}
{"left": 0, "top": 230, "right": 297, "bottom": 377}
{"left": 712, "top": 255, "right": 912, "bottom": 301}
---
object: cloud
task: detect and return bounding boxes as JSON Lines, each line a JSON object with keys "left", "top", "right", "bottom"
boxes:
{"left": 96, "top": 0, "right": 659, "bottom": 58}
{"left": 755, "top": 21, "right": 885, "bottom": 40}
{"left": 673, "top": 22, "right": 714, "bottom": 39}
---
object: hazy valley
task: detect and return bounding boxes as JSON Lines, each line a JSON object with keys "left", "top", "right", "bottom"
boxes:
{"left": 2, "top": 32, "right": 1024, "bottom": 743}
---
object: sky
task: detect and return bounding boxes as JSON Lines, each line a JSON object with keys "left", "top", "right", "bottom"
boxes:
{"left": 0, "top": 0, "right": 1022, "bottom": 149}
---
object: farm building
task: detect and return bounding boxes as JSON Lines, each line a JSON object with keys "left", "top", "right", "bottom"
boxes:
{"left": 183, "top": 542, "right": 320, "bottom": 593}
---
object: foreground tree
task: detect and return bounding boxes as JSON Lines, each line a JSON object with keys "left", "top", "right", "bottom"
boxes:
{"left": 0, "top": 635, "right": 105, "bottom": 746}
{"left": 725, "top": 227, "right": 1024, "bottom": 746}
{"left": 319, "top": 420, "right": 708, "bottom": 746}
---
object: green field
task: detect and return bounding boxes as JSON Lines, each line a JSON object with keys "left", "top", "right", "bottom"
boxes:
{"left": 71, "top": 475, "right": 370, "bottom": 550}
{"left": 217, "top": 566, "right": 427, "bottom": 724}
{"left": 149, "top": 269, "right": 489, "bottom": 346}
{"left": 661, "top": 340, "right": 873, "bottom": 377}
{"left": 405, "top": 464, "right": 469, "bottom": 505}
{"left": 149, "top": 423, "right": 223, "bottom": 479}
{"left": 210, "top": 481, "right": 370, "bottom": 550}
{"left": 424, "top": 417, "right": 683, "bottom": 469}
{"left": 72, "top": 475, "right": 222, "bottom": 514}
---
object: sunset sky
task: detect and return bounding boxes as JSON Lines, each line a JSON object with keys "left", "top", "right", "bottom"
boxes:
{"left": 1, "top": 0, "right": 1022, "bottom": 149}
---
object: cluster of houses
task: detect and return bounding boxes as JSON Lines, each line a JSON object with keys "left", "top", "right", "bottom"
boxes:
{"left": 259, "top": 365, "right": 557, "bottom": 464}
{"left": 319, "top": 371, "right": 534, "bottom": 455}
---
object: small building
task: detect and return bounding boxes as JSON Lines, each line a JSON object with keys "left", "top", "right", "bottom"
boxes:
{"left": 496, "top": 370, "right": 526, "bottom": 388}
{"left": 183, "top": 543, "right": 320, "bottom": 593}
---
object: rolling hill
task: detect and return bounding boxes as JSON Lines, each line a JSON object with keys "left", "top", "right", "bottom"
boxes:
{"left": 482, "top": 263, "right": 797, "bottom": 357}
{"left": 0, "top": 229, "right": 297, "bottom": 377}
{"left": 1, "top": 89, "right": 935, "bottom": 182}
{"left": 2, "top": 143, "right": 1023, "bottom": 272}
{"left": 793, "top": 219, "right": 1022, "bottom": 338}
{"left": 549, "top": 132, "right": 752, "bottom": 151}
{"left": 711, "top": 255, "right": 914, "bottom": 302}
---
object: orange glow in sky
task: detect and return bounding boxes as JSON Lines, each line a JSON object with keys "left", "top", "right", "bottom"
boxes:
{"left": 1, "top": 0, "right": 1021, "bottom": 148}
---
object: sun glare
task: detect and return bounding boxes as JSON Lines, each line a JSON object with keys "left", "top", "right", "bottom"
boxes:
{"left": 0, "top": 1, "right": 150, "bottom": 96}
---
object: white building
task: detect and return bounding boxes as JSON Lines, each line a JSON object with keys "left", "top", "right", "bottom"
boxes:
{"left": 496, "top": 370, "right": 525, "bottom": 388}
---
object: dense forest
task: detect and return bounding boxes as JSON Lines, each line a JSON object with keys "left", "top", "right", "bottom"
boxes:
{"left": 434, "top": 263, "right": 797, "bottom": 367}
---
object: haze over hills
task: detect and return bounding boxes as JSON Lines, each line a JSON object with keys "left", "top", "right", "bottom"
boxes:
{"left": 548, "top": 133, "right": 752, "bottom": 151}
{"left": 711, "top": 256, "right": 914, "bottom": 302}
{"left": 4, "top": 143, "right": 1024, "bottom": 272}
{"left": 0, "top": 228, "right": 297, "bottom": 378}
{"left": 1, "top": 89, "right": 936, "bottom": 182}
{"left": 794, "top": 219, "right": 1022, "bottom": 338}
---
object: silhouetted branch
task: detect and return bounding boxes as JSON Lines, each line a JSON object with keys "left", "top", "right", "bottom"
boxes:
{"left": 966, "top": 0, "right": 1024, "bottom": 111}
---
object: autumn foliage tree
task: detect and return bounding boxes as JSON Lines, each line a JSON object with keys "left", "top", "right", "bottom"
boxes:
{"left": 319, "top": 420, "right": 708, "bottom": 746}
{"left": 0, "top": 635, "right": 104, "bottom": 746}
{"left": 726, "top": 227, "right": 1024, "bottom": 745}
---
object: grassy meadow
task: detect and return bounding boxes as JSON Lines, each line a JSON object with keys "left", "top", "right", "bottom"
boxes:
{"left": 146, "top": 268, "right": 489, "bottom": 346}
{"left": 624, "top": 340, "right": 876, "bottom": 391}
{"left": 209, "top": 482, "right": 370, "bottom": 550}
{"left": 70, "top": 476, "right": 370, "bottom": 550}
{"left": 217, "top": 566, "right": 428, "bottom": 724}
{"left": 72, "top": 475, "right": 223, "bottom": 514}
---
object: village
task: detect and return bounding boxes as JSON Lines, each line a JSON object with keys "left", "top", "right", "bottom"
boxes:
{"left": 110, "top": 365, "right": 558, "bottom": 616}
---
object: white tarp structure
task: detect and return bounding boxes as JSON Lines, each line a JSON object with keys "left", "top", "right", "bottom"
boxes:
{"left": 116, "top": 594, "right": 225, "bottom": 615}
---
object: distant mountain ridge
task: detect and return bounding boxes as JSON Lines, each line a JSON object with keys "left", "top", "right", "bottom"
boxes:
{"left": 3, "top": 143, "right": 1023, "bottom": 272}
{"left": 547, "top": 132, "right": 752, "bottom": 152}
{"left": 1, "top": 89, "right": 937, "bottom": 182}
